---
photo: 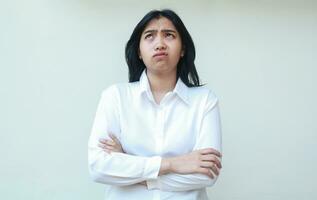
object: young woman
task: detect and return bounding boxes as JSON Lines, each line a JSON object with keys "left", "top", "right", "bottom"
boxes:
{"left": 88, "top": 9, "right": 222, "bottom": 200}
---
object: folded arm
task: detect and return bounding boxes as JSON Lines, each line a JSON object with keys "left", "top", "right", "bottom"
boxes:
{"left": 100, "top": 91, "right": 223, "bottom": 191}
{"left": 88, "top": 86, "right": 162, "bottom": 186}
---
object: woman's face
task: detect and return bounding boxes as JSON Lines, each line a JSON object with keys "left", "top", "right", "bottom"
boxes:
{"left": 139, "top": 16, "right": 183, "bottom": 75}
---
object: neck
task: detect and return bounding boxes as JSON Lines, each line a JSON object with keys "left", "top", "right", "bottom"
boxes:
{"left": 146, "top": 70, "right": 177, "bottom": 94}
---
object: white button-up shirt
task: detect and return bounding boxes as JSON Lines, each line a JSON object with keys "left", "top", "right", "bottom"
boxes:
{"left": 88, "top": 69, "right": 222, "bottom": 200}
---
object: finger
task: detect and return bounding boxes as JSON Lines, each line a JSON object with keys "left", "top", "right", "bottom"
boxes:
{"left": 99, "top": 138, "right": 115, "bottom": 146}
{"left": 101, "top": 147, "right": 111, "bottom": 153}
{"left": 105, "top": 140, "right": 115, "bottom": 146}
{"left": 198, "top": 168, "right": 214, "bottom": 179}
{"left": 200, "top": 148, "right": 222, "bottom": 158}
{"left": 105, "top": 145, "right": 115, "bottom": 150}
{"left": 108, "top": 133, "right": 115, "bottom": 140}
{"left": 210, "top": 164, "right": 220, "bottom": 176}
{"left": 200, "top": 161, "right": 220, "bottom": 175}
{"left": 212, "top": 157, "right": 222, "bottom": 169}
{"left": 98, "top": 143, "right": 114, "bottom": 150}
{"left": 98, "top": 143, "right": 106, "bottom": 149}
{"left": 109, "top": 133, "right": 121, "bottom": 145}
{"left": 201, "top": 155, "right": 222, "bottom": 168}
{"left": 98, "top": 142, "right": 114, "bottom": 148}
{"left": 201, "top": 162, "right": 219, "bottom": 176}
{"left": 99, "top": 138, "right": 107, "bottom": 144}
{"left": 207, "top": 169, "right": 215, "bottom": 179}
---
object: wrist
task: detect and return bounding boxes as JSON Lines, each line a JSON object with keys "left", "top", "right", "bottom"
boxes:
{"left": 159, "top": 158, "right": 172, "bottom": 175}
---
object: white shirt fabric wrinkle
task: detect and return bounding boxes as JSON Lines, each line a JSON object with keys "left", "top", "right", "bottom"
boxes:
{"left": 88, "top": 69, "right": 222, "bottom": 200}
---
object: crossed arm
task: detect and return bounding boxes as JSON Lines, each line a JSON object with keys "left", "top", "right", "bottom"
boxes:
{"left": 99, "top": 133, "right": 222, "bottom": 187}
{"left": 90, "top": 107, "right": 222, "bottom": 191}
{"left": 88, "top": 87, "right": 222, "bottom": 191}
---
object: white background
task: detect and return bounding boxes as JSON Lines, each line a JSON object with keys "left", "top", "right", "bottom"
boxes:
{"left": 0, "top": 0, "right": 316, "bottom": 199}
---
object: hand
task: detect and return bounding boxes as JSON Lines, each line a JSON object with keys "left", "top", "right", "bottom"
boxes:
{"left": 168, "top": 148, "right": 222, "bottom": 179}
{"left": 98, "top": 133, "right": 125, "bottom": 153}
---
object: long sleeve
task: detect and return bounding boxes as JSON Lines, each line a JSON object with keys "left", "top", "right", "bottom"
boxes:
{"left": 88, "top": 85, "right": 162, "bottom": 186}
{"left": 146, "top": 92, "right": 222, "bottom": 192}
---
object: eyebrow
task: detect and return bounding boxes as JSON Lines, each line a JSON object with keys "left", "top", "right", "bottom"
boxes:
{"left": 143, "top": 29, "right": 177, "bottom": 35}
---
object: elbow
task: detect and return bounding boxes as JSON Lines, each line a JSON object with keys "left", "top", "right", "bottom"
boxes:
{"left": 88, "top": 162, "right": 135, "bottom": 186}
{"left": 90, "top": 171, "right": 103, "bottom": 183}
{"left": 88, "top": 159, "right": 113, "bottom": 185}
{"left": 88, "top": 163, "right": 107, "bottom": 183}
{"left": 88, "top": 150, "right": 112, "bottom": 184}
{"left": 88, "top": 164, "right": 118, "bottom": 185}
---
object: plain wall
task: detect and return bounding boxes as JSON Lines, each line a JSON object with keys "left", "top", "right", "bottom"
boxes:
{"left": 0, "top": 0, "right": 316, "bottom": 199}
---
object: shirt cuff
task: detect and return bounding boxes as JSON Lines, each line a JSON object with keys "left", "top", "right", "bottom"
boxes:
{"left": 143, "top": 156, "right": 162, "bottom": 179}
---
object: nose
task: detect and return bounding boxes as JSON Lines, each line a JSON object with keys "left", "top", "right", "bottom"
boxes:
{"left": 155, "top": 36, "right": 166, "bottom": 51}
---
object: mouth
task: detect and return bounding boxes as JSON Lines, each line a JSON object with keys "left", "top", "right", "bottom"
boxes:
{"left": 153, "top": 52, "right": 168, "bottom": 58}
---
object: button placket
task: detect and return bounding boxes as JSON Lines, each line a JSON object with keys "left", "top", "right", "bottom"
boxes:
{"left": 156, "top": 105, "right": 165, "bottom": 154}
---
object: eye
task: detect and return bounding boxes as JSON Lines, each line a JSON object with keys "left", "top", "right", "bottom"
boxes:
{"left": 144, "top": 34, "right": 153, "bottom": 39}
{"left": 165, "top": 33, "right": 175, "bottom": 39}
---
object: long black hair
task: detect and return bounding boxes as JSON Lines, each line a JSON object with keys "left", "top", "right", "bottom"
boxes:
{"left": 125, "top": 9, "right": 202, "bottom": 87}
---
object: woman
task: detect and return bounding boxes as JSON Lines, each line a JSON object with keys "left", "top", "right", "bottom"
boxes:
{"left": 88, "top": 9, "right": 222, "bottom": 200}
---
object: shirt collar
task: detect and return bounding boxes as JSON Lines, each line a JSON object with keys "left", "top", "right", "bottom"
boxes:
{"left": 139, "top": 69, "right": 189, "bottom": 105}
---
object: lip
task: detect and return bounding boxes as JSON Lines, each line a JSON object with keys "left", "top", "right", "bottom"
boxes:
{"left": 153, "top": 52, "right": 168, "bottom": 58}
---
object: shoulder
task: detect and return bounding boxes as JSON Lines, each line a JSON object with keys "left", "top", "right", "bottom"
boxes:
{"left": 100, "top": 84, "right": 119, "bottom": 98}
{"left": 188, "top": 85, "right": 219, "bottom": 111}
{"left": 100, "top": 82, "right": 138, "bottom": 98}
{"left": 188, "top": 85, "right": 218, "bottom": 102}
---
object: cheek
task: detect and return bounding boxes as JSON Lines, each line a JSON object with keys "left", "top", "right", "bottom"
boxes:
{"left": 139, "top": 42, "right": 151, "bottom": 56}
{"left": 139, "top": 45, "right": 152, "bottom": 66}
{"left": 171, "top": 40, "right": 183, "bottom": 54}
{"left": 170, "top": 44, "right": 183, "bottom": 57}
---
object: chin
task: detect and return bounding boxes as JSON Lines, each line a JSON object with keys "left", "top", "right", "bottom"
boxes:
{"left": 155, "top": 68, "right": 177, "bottom": 76}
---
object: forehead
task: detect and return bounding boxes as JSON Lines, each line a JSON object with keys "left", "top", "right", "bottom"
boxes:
{"left": 143, "top": 16, "right": 178, "bottom": 32}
